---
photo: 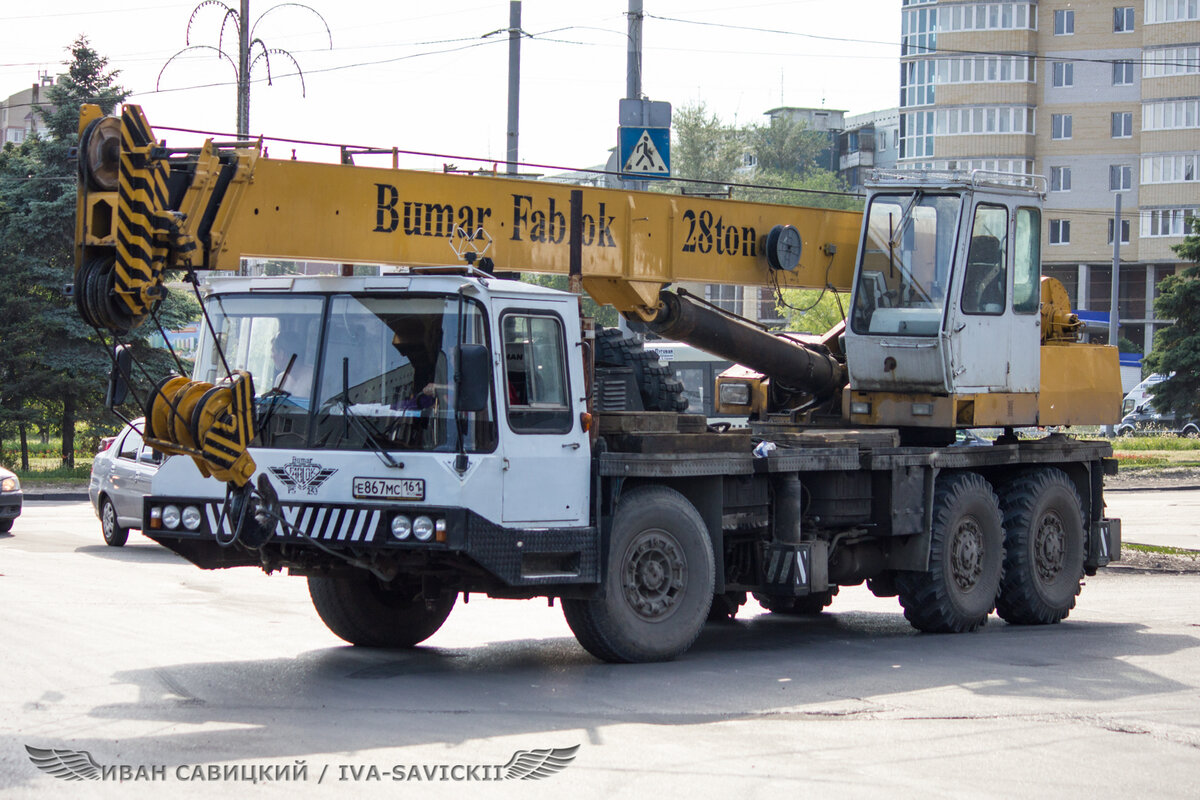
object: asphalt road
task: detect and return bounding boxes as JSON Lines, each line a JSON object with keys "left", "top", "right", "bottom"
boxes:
{"left": 1, "top": 500, "right": 1198, "bottom": 799}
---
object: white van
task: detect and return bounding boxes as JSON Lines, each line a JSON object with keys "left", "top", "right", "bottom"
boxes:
{"left": 1122, "top": 373, "right": 1168, "bottom": 415}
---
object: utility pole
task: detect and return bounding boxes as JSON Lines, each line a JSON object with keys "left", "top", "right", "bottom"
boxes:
{"left": 506, "top": 1, "right": 522, "bottom": 175}
{"left": 238, "top": 0, "right": 250, "bottom": 137}
{"left": 1107, "top": 193, "right": 1122, "bottom": 436}
{"left": 627, "top": 0, "right": 642, "bottom": 101}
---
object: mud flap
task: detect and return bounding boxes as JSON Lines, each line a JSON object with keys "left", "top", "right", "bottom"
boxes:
{"left": 762, "top": 541, "right": 828, "bottom": 595}
{"left": 1086, "top": 517, "right": 1121, "bottom": 573}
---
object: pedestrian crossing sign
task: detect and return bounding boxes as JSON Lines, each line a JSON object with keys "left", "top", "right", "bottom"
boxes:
{"left": 619, "top": 126, "right": 670, "bottom": 179}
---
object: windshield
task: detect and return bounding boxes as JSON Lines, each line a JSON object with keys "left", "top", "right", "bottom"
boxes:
{"left": 851, "top": 192, "right": 961, "bottom": 336}
{"left": 196, "top": 293, "right": 496, "bottom": 453}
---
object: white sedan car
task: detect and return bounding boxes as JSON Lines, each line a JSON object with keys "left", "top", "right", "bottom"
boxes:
{"left": 88, "top": 419, "right": 163, "bottom": 546}
{"left": 0, "top": 465, "right": 21, "bottom": 533}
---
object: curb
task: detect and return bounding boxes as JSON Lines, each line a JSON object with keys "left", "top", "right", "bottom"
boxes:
{"left": 22, "top": 492, "right": 91, "bottom": 502}
{"left": 1105, "top": 484, "right": 1200, "bottom": 493}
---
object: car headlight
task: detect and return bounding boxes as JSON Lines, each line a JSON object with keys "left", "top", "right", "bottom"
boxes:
{"left": 0, "top": 476, "right": 18, "bottom": 493}
{"left": 413, "top": 516, "right": 435, "bottom": 542}
{"left": 181, "top": 506, "right": 203, "bottom": 531}
{"left": 162, "top": 504, "right": 182, "bottom": 530}
{"left": 719, "top": 382, "right": 751, "bottom": 406}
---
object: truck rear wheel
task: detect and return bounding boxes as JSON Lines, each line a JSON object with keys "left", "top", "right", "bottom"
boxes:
{"left": 896, "top": 472, "right": 1003, "bottom": 633}
{"left": 307, "top": 573, "right": 455, "bottom": 648}
{"left": 562, "top": 485, "right": 714, "bottom": 662}
{"left": 996, "top": 468, "right": 1085, "bottom": 625}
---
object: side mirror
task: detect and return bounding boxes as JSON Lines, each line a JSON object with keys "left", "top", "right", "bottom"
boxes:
{"left": 455, "top": 343, "right": 492, "bottom": 413}
{"left": 105, "top": 344, "right": 133, "bottom": 409}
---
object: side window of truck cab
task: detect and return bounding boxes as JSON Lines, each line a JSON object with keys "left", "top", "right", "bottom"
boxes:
{"left": 502, "top": 313, "right": 572, "bottom": 434}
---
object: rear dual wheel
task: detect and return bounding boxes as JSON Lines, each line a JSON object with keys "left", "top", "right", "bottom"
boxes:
{"left": 897, "top": 472, "right": 1004, "bottom": 633}
{"left": 995, "top": 468, "right": 1085, "bottom": 625}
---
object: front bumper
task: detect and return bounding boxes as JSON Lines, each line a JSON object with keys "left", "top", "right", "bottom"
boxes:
{"left": 0, "top": 493, "right": 21, "bottom": 525}
{"left": 143, "top": 496, "right": 600, "bottom": 587}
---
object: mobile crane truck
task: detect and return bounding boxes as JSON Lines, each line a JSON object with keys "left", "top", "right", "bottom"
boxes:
{"left": 74, "top": 105, "right": 1122, "bottom": 662}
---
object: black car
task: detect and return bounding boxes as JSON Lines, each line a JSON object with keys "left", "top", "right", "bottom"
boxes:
{"left": 1115, "top": 404, "right": 1200, "bottom": 437}
{"left": 0, "top": 465, "right": 22, "bottom": 533}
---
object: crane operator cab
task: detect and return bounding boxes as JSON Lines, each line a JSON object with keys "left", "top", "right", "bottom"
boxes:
{"left": 843, "top": 170, "right": 1118, "bottom": 431}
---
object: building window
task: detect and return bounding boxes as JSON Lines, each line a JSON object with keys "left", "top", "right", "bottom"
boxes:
{"left": 705, "top": 284, "right": 743, "bottom": 314}
{"left": 1054, "top": 8, "right": 1074, "bottom": 34}
{"left": 1143, "top": 99, "right": 1200, "bottom": 130}
{"left": 1113, "top": 60, "right": 1135, "bottom": 85}
{"left": 1114, "top": 6, "right": 1135, "bottom": 30}
{"left": 934, "top": 106, "right": 1035, "bottom": 135}
{"left": 1141, "top": 153, "right": 1199, "bottom": 183}
{"left": 940, "top": 3, "right": 1036, "bottom": 31}
{"left": 1143, "top": 45, "right": 1200, "bottom": 78}
{"left": 757, "top": 287, "right": 784, "bottom": 324}
{"left": 1052, "top": 61, "right": 1074, "bottom": 87}
{"left": 1145, "top": 0, "right": 1200, "bottom": 24}
{"left": 900, "top": 110, "right": 935, "bottom": 158}
{"left": 1050, "top": 166, "right": 1072, "bottom": 191}
{"left": 1049, "top": 219, "right": 1071, "bottom": 244}
{"left": 1109, "top": 164, "right": 1133, "bottom": 191}
{"left": 1142, "top": 208, "right": 1197, "bottom": 237}
{"left": 1052, "top": 114, "right": 1072, "bottom": 140}
{"left": 935, "top": 55, "right": 1035, "bottom": 84}
{"left": 1108, "top": 218, "right": 1132, "bottom": 244}
{"left": 1112, "top": 112, "right": 1134, "bottom": 138}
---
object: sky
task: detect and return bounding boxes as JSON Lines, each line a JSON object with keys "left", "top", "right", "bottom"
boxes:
{"left": 1, "top": 1, "right": 901, "bottom": 171}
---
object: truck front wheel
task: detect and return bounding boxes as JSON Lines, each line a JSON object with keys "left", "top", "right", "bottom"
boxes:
{"left": 308, "top": 573, "right": 455, "bottom": 648}
{"left": 995, "top": 468, "right": 1085, "bottom": 625}
{"left": 563, "top": 485, "right": 714, "bottom": 662}
{"left": 896, "top": 472, "right": 1003, "bottom": 633}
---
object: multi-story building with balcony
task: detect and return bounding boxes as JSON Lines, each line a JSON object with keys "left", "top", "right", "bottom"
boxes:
{"left": 898, "top": 0, "right": 1200, "bottom": 363}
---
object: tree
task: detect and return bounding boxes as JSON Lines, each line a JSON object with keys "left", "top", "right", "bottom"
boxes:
{"left": 747, "top": 115, "right": 829, "bottom": 176}
{"left": 734, "top": 168, "right": 862, "bottom": 212}
{"left": 518, "top": 274, "right": 619, "bottom": 328}
{"left": 1144, "top": 217, "right": 1200, "bottom": 421}
{"left": 777, "top": 288, "right": 851, "bottom": 335}
{"left": 0, "top": 37, "right": 132, "bottom": 468}
{"left": 664, "top": 102, "right": 746, "bottom": 192}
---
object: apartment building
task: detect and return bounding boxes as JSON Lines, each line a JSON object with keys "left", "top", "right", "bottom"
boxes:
{"left": 898, "top": 0, "right": 1200, "bottom": 357}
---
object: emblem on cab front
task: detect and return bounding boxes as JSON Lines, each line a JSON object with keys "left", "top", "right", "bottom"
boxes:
{"left": 268, "top": 458, "right": 337, "bottom": 495}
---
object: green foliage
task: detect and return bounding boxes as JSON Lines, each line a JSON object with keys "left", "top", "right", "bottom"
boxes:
{"left": 1116, "top": 336, "right": 1140, "bottom": 353}
{"left": 776, "top": 288, "right": 850, "bottom": 335}
{"left": 663, "top": 102, "right": 746, "bottom": 192}
{"left": 1111, "top": 434, "right": 1200, "bottom": 451}
{"left": 746, "top": 115, "right": 829, "bottom": 176}
{"left": 518, "top": 274, "right": 619, "bottom": 327}
{"left": 0, "top": 37, "right": 132, "bottom": 468}
{"left": 1145, "top": 216, "right": 1200, "bottom": 420}
{"left": 733, "top": 168, "right": 862, "bottom": 212}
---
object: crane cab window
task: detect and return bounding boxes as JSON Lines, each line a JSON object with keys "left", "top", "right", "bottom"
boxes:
{"left": 1013, "top": 207, "right": 1041, "bottom": 314}
{"left": 961, "top": 204, "right": 1008, "bottom": 315}
{"left": 502, "top": 314, "right": 572, "bottom": 433}
{"left": 852, "top": 192, "right": 960, "bottom": 336}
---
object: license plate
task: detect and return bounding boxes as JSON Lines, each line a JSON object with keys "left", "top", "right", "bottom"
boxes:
{"left": 352, "top": 477, "right": 425, "bottom": 502}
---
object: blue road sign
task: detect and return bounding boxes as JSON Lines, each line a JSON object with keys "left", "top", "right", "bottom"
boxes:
{"left": 619, "top": 126, "right": 670, "bottom": 179}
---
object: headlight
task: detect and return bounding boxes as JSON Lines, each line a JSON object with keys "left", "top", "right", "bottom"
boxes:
{"left": 391, "top": 515, "right": 412, "bottom": 540}
{"left": 413, "top": 516, "right": 435, "bottom": 541}
{"left": 719, "top": 382, "right": 751, "bottom": 405}
{"left": 182, "top": 506, "right": 203, "bottom": 531}
{"left": 850, "top": 401, "right": 872, "bottom": 416}
{"left": 0, "top": 476, "right": 18, "bottom": 493}
{"left": 162, "top": 505, "right": 182, "bottom": 530}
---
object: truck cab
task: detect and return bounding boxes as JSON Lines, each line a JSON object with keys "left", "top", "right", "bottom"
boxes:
{"left": 149, "top": 271, "right": 594, "bottom": 569}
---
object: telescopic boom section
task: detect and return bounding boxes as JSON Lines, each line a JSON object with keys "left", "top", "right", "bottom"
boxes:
{"left": 74, "top": 105, "right": 863, "bottom": 327}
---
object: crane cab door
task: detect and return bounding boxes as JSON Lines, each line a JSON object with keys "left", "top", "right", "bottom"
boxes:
{"left": 496, "top": 309, "right": 590, "bottom": 525}
{"left": 944, "top": 203, "right": 1041, "bottom": 394}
